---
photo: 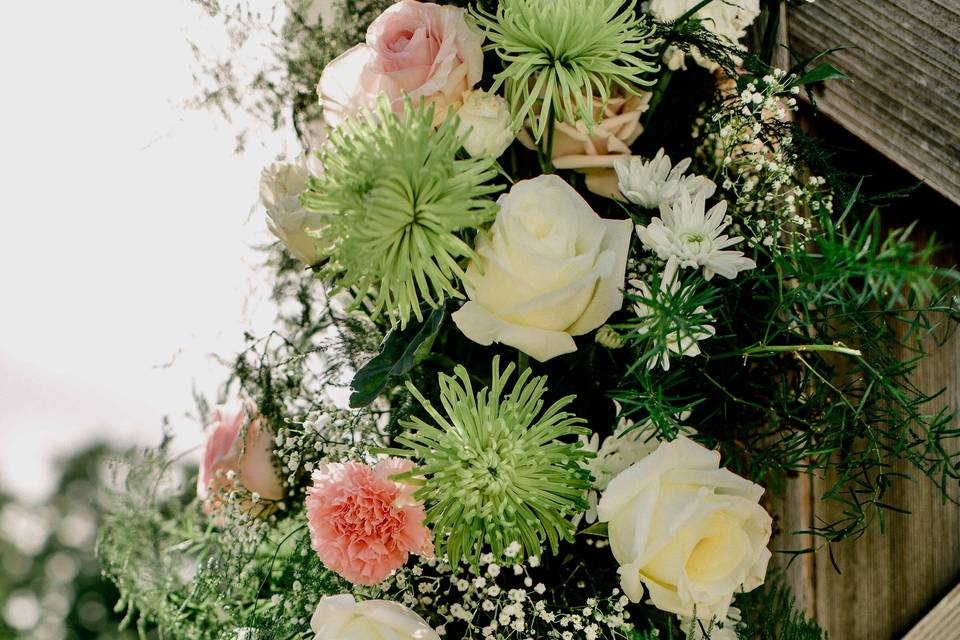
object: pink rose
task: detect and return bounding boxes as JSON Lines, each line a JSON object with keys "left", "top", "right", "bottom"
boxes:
{"left": 306, "top": 458, "right": 434, "bottom": 586}
{"left": 318, "top": 0, "right": 484, "bottom": 127}
{"left": 197, "top": 399, "right": 284, "bottom": 511}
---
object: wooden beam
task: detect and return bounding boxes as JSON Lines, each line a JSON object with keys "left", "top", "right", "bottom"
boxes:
{"left": 902, "top": 583, "right": 960, "bottom": 640}
{"left": 788, "top": 1, "right": 960, "bottom": 206}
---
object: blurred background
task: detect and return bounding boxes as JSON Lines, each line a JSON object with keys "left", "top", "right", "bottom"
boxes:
{"left": 0, "top": 1, "right": 298, "bottom": 637}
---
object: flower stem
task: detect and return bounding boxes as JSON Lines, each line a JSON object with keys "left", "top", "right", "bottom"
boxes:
{"left": 493, "top": 159, "right": 516, "bottom": 185}
{"left": 538, "top": 104, "right": 557, "bottom": 174}
{"left": 675, "top": 0, "right": 718, "bottom": 28}
{"left": 741, "top": 343, "right": 863, "bottom": 359}
{"left": 642, "top": 68, "right": 674, "bottom": 130}
{"left": 516, "top": 350, "right": 530, "bottom": 373}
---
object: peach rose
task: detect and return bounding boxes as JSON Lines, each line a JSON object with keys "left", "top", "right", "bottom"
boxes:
{"left": 518, "top": 91, "right": 651, "bottom": 199}
{"left": 318, "top": 0, "right": 484, "bottom": 127}
{"left": 197, "top": 399, "right": 284, "bottom": 511}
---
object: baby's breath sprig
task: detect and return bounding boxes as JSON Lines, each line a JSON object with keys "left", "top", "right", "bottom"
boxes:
{"left": 391, "top": 356, "right": 593, "bottom": 566}
{"left": 387, "top": 551, "right": 637, "bottom": 640}
{"left": 471, "top": 0, "right": 660, "bottom": 141}
{"left": 302, "top": 96, "right": 502, "bottom": 328}
{"left": 692, "top": 68, "right": 833, "bottom": 253}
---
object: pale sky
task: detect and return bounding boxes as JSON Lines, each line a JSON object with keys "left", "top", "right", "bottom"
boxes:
{"left": 0, "top": 0, "right": 303, "bottom": 500}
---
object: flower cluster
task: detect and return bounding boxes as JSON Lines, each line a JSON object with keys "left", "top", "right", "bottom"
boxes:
{"left": 693, "top": 69, "right": 834, "bottom": 252}
{"left": 100, "top": 2, "right": 959, "bottom": 640}
{"left": 198, "top": 1, "right": 781, "bottom": 635}
{"left": 389, "top": 551, "right": 640, "bottom": 640}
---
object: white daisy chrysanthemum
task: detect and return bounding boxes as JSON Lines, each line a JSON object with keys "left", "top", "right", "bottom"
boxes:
{"left": 636, "top": 192, "right": 757, "bottom": 281}
{"left": 631, "top": 267, "right": 716, "bottom": 371}
{"left": 614, "top": 148, "right": 716, "bottom": 209}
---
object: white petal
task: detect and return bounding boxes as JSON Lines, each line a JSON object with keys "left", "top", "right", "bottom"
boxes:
{"left": 451, "top": 301, "right": 577, "bottom": 362}
{"left": 568, "top": 218, "right": 633, "bottom": 335}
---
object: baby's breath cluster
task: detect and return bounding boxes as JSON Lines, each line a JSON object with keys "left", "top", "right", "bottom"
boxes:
{"left": 693, "top": 69, "right": 833, "bottom": 253}
{"left": 274, "top": 407, "right": 385, "bottom": 497}
{"left": 388, "top": 550, "right": 637, "bottom": 640}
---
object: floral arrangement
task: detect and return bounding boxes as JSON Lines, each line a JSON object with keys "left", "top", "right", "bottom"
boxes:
{"left": 99, "top": 1, "right": 960, "bottom": 639}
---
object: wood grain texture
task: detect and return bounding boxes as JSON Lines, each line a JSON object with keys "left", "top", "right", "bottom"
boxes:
{"left": 903, "top": 582, "right": 960, "bottom": 640}
{"left": 787, "top": 0, "right": 960, "bottom": 205}
{"left": 794, "top": 307, "right": 960, "bottom": 639}
{"left": 764, "top": 473, "right": 816, "bottom": 618}
{"left": 770, "top": 317, "right": 960, "bottom": 639}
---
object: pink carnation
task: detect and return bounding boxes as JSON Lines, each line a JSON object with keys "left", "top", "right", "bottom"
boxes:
{"left": 306, "top": 458, "right": 433, "bottom": 585}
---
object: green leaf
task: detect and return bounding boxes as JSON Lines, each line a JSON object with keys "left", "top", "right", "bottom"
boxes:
{"left": 348, "top": 306, "right": 446, "bottom": 408}
{"left": 578, "top": 521, "right": 609, "bottom": 537}
{"left": 795, "top": 62, "right": 850, "bottom": 86}
{"left": 785, "top": 44, "right": 854, "bottom": 78}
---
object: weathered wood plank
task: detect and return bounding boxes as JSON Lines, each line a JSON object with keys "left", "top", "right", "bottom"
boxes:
{"left": 903, "top": 582, "right": 960, "bottom": 640}
{"left": 764, "top": 473, "right": 816, "bottom": 618}
{"left": 809, "top": 312, "right": 960, "bottom": 639}
{"left": 788, "top": 0, "right": 960, "bottom": 206}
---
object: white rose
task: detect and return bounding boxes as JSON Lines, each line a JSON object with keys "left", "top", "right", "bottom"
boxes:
{"left": 452, "top": 174, "right": 633, "bottom": 362}
{"left": 597, "top": 436, "right": 772, "bottom": 622}
{"left": 456, "top": 90, "right": 515, "bottom": 159}
{"left": 260, "top": 159, "right": 329, "bottom": 266}
{"left": 578, "top": 408, "right": 697, "bottom": 524}
{"left": 646, "top": 0, "right": 761, "bottom": 70}
{"left": 311, "top": 594, "right": 440, "bottom": 640}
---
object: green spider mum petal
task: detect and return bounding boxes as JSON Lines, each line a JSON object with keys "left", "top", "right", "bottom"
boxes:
{"left": 302, "top": 97, "right": 502, "bottom": 327}
{"left": 394, "top": 356, "right": 593, "bottom": 566}
{"left": 472, "top": 0, "right": 661, "bottom": 141}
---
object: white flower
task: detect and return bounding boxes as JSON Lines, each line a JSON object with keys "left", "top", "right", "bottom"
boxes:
{"left": 452, "top": 175, "right": 633, "bottom": 362}
{"left": 577, "top": 415, "right": 659, "bottom": 524}
{"left": 636, "top": 193, "right": 756, "bottom": 280}
{"left": 578, "top": 404, "right": 697, "bottom": 523}
{"left": 456, "top": 90, "right": 515, "bottom": 159}
{"left": 597, "top": 436, "right": 772, "bottom": 621}
{"left": 631, "top": 264, "right": 716, "bottom": 370}
{"left": 260, "top": 158, "right": 329, "bottom": 266}
{"left": 647, "top": 0, "right": 761, "bottom": 70}
{"left": 680, "top": 606, "right": 741, "bottom": 640}
{"left": 614, "top": 149, "right": 716, "bottom": 209}
{"left": 311, "top": 594, "right": 440, "bottom": 640}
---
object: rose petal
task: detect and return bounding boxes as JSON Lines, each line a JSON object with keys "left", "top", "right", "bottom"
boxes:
{"left": 452, "top": 301, "right": 578, "bottom": 362}
{"left": 567, "top": 218, "right": 633, "bottom": 335}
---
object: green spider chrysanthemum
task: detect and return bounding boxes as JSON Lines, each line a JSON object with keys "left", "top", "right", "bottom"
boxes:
{"left": 472, "top": 0, "right": 660, "bottom": 141}
{"left": 302, "top": 97, "right": 501, "bottom": 327}
{"left": 393, "top": 357, "right": 593, "bottom": 566}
